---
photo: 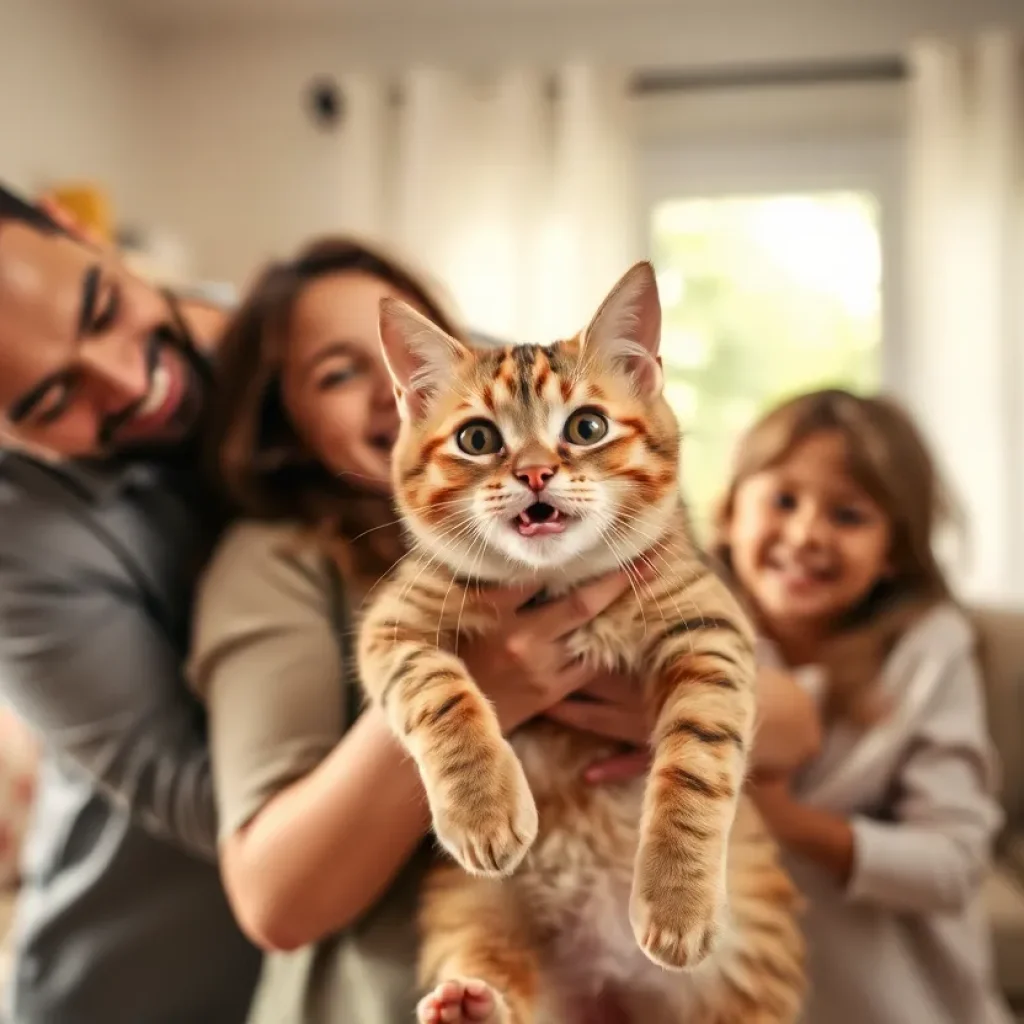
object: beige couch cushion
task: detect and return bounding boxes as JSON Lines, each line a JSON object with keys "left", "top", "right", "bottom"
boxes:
{"left": 974, "top": 607, "right": 1024, "bottom": 1007}
{"left": 986, "top": 863, "right": 1024, "bottom": 999}
{"left": 972, "top": 608, "right": 1024, "bottom": 833}
{"left": 0, "top": 886, "right": 16, "bottom": 1004}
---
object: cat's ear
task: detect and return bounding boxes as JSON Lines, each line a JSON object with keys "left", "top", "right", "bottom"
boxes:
{"left": 378, "top": 298, "right": 468, "bottom": 419}
{"left": 581, "top": 261, "right": 662, "bottom": 395}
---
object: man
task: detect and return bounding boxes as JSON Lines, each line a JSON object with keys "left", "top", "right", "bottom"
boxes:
{"left": 0, "top": 185, "right": 260, "bottom": 1024}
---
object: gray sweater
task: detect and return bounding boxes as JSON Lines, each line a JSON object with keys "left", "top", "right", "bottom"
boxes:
{"left": 0, "top": 454, "right": 260, "bottom": 1024}
{"left": 763, "top": 604, "right": 1013, "bottom": 1024}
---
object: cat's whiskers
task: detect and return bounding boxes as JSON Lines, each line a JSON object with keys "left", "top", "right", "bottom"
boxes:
{"left": 605, "top": 508, "right": 701, "bottom": 633}
{"left": 452, "top": 518, "right": 498, "bottom": 652}
{"left": 393, "top": 516, "right": 485, "bottom": 647}
{"left": 601, "top": 519, "right": 665, "bottom": 609}
{"left": 434, "top": 515, "right": 492, "bottom": 648}
{"left": 600, "top": 517, "right": 681, "bottom": 634}
{"left": 553, "top": 486, "right": 598, "bottom": 517}
{"left": 596, "top": 521, "right": 650, "bottom": 638}
{"left": 357, "top": 514, "right": 484, "bottom": 613}
{"left": 347, "top": 497, "right": 474, "bottom": 546}
{"left": 614, "top": 528, "right": 717, "bottom": 657}
{"left": 326, "top": 510, "right": 484, "bottom": 635}
{"left": 357, "top": 544, "right": 431, "bottom": 612}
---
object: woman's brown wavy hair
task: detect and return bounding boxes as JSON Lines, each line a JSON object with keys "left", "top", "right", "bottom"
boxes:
{"left": 206, "top": 236, "right": 465, "bottom": 552}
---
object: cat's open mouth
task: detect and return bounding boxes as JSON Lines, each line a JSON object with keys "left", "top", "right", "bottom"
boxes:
{"left": 514, "top": 502, "right": 568, "bottom": 538}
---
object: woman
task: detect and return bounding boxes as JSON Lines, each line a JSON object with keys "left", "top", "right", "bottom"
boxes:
{"left": 188, "top": 237, "right": 821, "bottom": 1022}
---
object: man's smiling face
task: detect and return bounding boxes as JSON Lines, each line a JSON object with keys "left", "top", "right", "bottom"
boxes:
{"left": 0, "top": 219, "right": 207, "bottom": 460}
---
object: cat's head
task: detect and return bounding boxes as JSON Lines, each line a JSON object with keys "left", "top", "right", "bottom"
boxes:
{"left": 377, "top": 262, "right": 681, "bottom": 584}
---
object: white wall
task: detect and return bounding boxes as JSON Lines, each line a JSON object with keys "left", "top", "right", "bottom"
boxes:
{"left": 145, "top": 36, "right": 356, "bottom": 288}
{"left": 140, "top": 0, "right": 1024, "bottom": 286}
{"left": 0, "top": 0, "right": 155, "bottom": 225}
{"left": 4, "top": 0, "right": 1024, "bottom": 279}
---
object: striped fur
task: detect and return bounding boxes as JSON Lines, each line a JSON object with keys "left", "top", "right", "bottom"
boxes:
{"left": 357, "top": 263, "right": 804, "bottom": 1022}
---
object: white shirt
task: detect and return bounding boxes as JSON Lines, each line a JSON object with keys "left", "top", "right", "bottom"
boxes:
{"left": 760, "top": 604, "right": 1014, "bottom": 1024}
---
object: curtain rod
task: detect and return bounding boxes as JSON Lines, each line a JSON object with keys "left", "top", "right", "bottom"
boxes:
{"left": 630, "top": 56, "right": 907, "bottom": 94}
{"left": 376, "top": 57, "right": 906, "bottom": 108}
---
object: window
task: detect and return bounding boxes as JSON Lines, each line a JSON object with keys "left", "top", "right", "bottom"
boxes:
{"left": 650, "top": 191, "right": 884, "bottom": 538}
{"left": 635, "top": 79, "right": 903, "bottom": 539}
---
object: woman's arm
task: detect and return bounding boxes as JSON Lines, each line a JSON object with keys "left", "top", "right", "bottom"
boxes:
{"left": 194, "top": 529, "right": 637, "bottom": 951}
{"left": 192, "top": 526, "right": 430, "bottom": 951}
{"left": 221, "top": 707, "right": 430, "bottom": 951}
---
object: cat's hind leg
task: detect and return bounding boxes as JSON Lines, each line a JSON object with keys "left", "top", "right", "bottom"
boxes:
{"left": 419, "top": 863, "right": 540, "bottom": 1024}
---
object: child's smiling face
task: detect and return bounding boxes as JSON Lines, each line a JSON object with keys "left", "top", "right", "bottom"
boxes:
{"left": 725, "top": 430, "right": 892, "bottom": 639}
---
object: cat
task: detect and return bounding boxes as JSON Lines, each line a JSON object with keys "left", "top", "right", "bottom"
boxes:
{"left": 356, "top": 262, "right": 804, "bottom": 1024}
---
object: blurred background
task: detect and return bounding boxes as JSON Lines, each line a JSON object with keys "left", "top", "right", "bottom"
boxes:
{"left": 2, "top": 0, "right": 1023, "bottom": 603}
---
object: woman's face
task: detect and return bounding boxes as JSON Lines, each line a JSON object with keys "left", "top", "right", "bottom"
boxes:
{"left": 280, "top": 271, "right": 406, "bottom": 494}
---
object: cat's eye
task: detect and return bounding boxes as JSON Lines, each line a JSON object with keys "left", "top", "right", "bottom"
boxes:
{"left": 563, "top": 408, "right": 609, "bottom": 446}
{"left": 456, "top": 419, "right": 504, "bottom": 456}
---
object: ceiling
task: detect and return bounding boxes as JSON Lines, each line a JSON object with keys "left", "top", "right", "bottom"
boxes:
{"left": 96, "top": 0, "right": 658, "bottom": 33}
{"left": 98, "top": 0, "right": 1024, "bottom": 37}
{"left": 94, "top": 0, "right": 1024, "bottom": 66}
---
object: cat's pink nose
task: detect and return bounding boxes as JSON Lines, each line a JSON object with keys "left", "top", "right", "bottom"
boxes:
{"left": 515, "top": 465, "right": 557, "bottom": 492}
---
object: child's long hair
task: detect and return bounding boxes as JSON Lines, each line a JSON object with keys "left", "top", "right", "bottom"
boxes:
{"left": 713, "top": 388, "right": 961, "bottom": 723}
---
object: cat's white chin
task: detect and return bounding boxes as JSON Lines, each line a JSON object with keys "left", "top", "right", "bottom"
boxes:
{"left": 497, "top": 516, "right": 603, "bottom": 574}
{"left": 404, "top": 492, "right": 680, "bottom": 587}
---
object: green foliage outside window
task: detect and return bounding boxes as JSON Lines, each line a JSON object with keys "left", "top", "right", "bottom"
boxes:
{"left": 650, "top": 192, "right": 882, "bottom": 539}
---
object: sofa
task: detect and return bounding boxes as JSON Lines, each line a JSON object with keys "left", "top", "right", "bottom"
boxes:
{"left": 1, "top": 607, "right": 1023, "bottom": 1013}
{"left": 974, "top": 607, "right": 1024, "bottom": 1013}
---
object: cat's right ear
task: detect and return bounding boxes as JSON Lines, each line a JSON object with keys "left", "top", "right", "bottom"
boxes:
{"left": 582, "top": 261, "right": 662, "bottom": 396}
{"left": 378, "top": 298, "right": 468, "bottom": 419}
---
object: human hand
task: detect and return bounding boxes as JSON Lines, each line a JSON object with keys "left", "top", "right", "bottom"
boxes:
{"left": 750, "top": 667, "right": 822, "bottom": 778}
{"left": 748, "top": 773, "right": 797, "bottom": 832}
{"left": 545, "top": 672, "right": 649, "bottom": 745}
{"left": 459, "top": 571, "right": 638, "bottom": 735}
{"left": 545, "top": 672, "right": 652, "bottom": 785}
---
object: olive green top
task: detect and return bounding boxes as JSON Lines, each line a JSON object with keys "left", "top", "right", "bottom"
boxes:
{"left": 188, "top": 520, "right": 429, "bottom": 1023}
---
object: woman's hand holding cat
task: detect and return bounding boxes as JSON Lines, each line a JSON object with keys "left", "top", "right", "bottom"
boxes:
{"left": 546, "top": 673, "right": 649, "bottom": 744}
{"left": 460, "top": 569, "right": 635, "bottom": 735}
{"left": 546, "top": 674, "right": 653, "bottom": 784}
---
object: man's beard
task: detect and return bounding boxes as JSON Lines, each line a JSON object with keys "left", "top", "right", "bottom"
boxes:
{"left": 98, "top": 300, "right": 214, "bottom": 461}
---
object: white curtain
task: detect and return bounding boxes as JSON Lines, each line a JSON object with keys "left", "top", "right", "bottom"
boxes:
{"left": 335, "top": 64, "right": 639, "bottom": 343}
{"left": 904, "top": 31, "right": 1024, "bottom": 603}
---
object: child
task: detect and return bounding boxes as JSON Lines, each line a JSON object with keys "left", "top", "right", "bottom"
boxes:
{"left": 714, "top": 388, "right": 1013, "bottom": 1024}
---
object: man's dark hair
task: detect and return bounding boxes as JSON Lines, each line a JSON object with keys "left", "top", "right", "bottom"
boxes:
{"left": 0, "top": 182, "right": 63, "bottom": 234}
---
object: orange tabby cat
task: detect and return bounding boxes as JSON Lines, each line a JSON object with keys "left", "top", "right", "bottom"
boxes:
{"left": 357, "top": 263, "right": 804, "bottom": 1023}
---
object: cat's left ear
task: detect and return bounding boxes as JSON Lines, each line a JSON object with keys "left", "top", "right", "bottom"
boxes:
{"left": 582, "top": 261, "right": 662, "bottom": 396}
{"left": 378, "top": 298, "right": 469, "bottom": 419}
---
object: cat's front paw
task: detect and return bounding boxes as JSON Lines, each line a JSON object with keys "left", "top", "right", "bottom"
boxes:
{"left": 432, "top": 742, "right": 538, "bottom": 877}
{"left": 629, "top": 866, "right": 725, "bottom": 971}
{"left": 417, "top": 978, "right": 510, "bottom": 1024}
